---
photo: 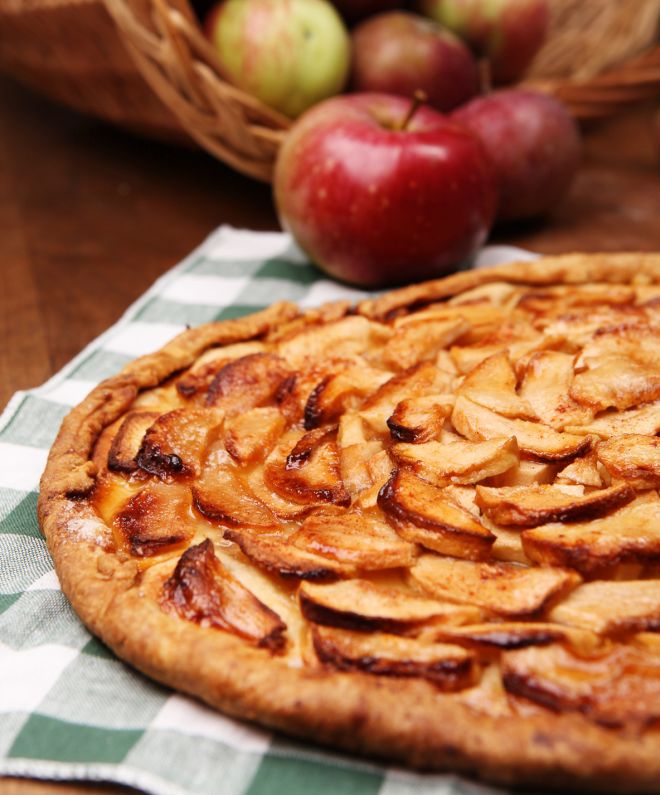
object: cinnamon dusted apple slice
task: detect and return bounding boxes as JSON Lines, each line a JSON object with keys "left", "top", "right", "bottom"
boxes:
{"left": 475, "top": 483, "right": 634, "bottom": 528}
{"left": 224, "top": 528, "right": 353, "bottom": 579}
{"left": 519, "top": 351, "right": 594, "bottom": 431}
{"left": 382, "top": 317, "right": 471, "bottom": 371}
{"left": 549, "top": 580, "right": 660, "bottom": 635}
{"left": 431, "top": 622, "right": 599, "bottom": 653}
{"left": 386, "top": 396, "right": 454, "bottom": 443}
{"left": 392, "top": 437, "right": 518, "bottom": 486}
{"left": 193, "top": 467, "right": 277, "bottom": 528}
{"left": 107, "top": 411, "right": 160, "bottom": 473}
{"left": 456, "top": 352, "right": 536, "bottom": 420}
{"left": 275, "top": 427, "right": 351, "bottom": 507}
{"left": 299, "top": 579, "right": 481, "bottom": 634}
{"left": 409, "top": 555, "right": 580, "bottom": 617}
{"left": 162, "top": 539, "right": 286, "bottom": 651}
{"left": 563, "top": 400, "right": 660, "bottom": 439}
{"left": 452, "top": 397, "right": 592, "bottom": 462}
{"left": 311, "top": 625, "right": 476, "bottom": 691}
{"left": 576, "top": 321, "right": 660, "bottom": 371}
{"left": 597, "top": 434, "right": 660, "bottom": 490}
{"left": 569, "top": 355, "right": 660, "bottom": 412}
{"left": 501, "top": 642, "right": 660, "bottom": 728}
{"left": 378, "top": 469, "right": 495, "bottom": 560}
{"left": 205, "top": 352, "right": 290, "bottom": 414}
{"left": 449, "top": 323, "right": 544, "bottom": 374}
{"left": 358, "top": 361, "right": 453, "bottom": 434}
{"left": 113, "top": 482, "right": 194, "bottom": 557}
{"left": 223, "top": 407, "right": 286, "bottom": 465}
{"left": 136, "top": 408, "right": 224, "bottom": 479}
{"left": 556, "top": 451, "right": 604, "bottom": 488}
{"left": 175, "top": 341, "right": 265, "bottom": 399}
{"left": 303, "top": 364, "right": 391, "bottom": 429}
{"left": 276, "top": 315, "right": 391, "bottom": 369}
{"left": 290, "top": 509, "right": 416, "bottom": 572}
{"left": 522, "top": 498, "right": 660, "bottom": 574}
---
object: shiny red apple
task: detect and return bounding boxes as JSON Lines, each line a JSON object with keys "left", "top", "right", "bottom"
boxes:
{"left": 351, "top": 11, "right": 479, "bottom": 113}
{"left": 452, "top": 89, "right": 581, "bottom": 222}
{"left": 274, "top": 93, "right": 497, "bottom": 287}
{"left": 418, "top": 0, "right": 549, "bottom": 84}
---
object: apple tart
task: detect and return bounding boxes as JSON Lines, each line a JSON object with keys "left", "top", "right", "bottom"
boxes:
{"left": 39, "top": 253, "right": 660, "bottom": 792}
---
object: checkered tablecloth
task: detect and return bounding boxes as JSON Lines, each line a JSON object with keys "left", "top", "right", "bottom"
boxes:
{"left": 0, "top": 227, "right": 538, "bottom": 795}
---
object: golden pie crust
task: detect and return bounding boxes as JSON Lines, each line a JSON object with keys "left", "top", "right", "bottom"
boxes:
{"left": 39, "top": 253, "right": 660, "bottom": 792}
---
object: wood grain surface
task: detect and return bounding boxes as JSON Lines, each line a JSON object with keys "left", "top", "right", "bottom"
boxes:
{"left": 0, "top": 73, "right": 658, "bottom": 795}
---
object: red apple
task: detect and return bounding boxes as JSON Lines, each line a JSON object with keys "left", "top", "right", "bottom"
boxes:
{"left": 331, "top": 0, "right": 400, "bottom": 23}
{"left": 418, "top": 0, "right": 549, "bottom": 84}
{"left": 274, "top": 93, "right": 497, "bottom": 287}
{"left": 351, "top": 11, "right": 479, "bottom": 113}
{"left": 452, "top": 89, "right": 581, "bottom": 222}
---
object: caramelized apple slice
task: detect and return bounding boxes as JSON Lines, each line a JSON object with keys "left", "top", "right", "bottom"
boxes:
{"left": 205, "top": 353, "right": 289, "bottom": 414}
{"left": 264, "top": 427, "right": 350, "bottom": 507}
{"left": 382, "top": 317, "right": 470, "bottom": 370}
{"left": 577, "top": 322, "right": 660, "bottom": 371}
{"left": 570, "top": 355, "right": 660, "bottom": 412}
{"left": 449, "top": 323, "right": 544, "bottom": 374}
{"left": 223, "top": 407, "right": 286, "bottom": 465}
{"left": 452, "top": 397, "right": 592, "bottom": 462}
{"left": 378, "top": 469, "right": 494, "bottom": 560}
{"left": 386, "top": 396, "right": 454, "bottom": 443}
{"left": 304, "top": 365, "right": 392, "bottom": 429}
{"left": 392, "top": 437, "right": 518, "bottom": 486}
{"left": 107, "top": 411, "right": 160, "bottom": 473}
{"left": 299, "top": 579, "right": 480, "bottom": 634}
{"left": 162, "top": 539, "right": 286, "bottom": 651}
{"left": 136, "top": 408, "right": 223, "bottom": 479}
{"left": 597, "top": 434, "right": 660, "bottom": 490}
{"left": 339, "top": 441, "right": 386, "bottom": 496}
{"left": 224, "top": 528, "right": 353, "bottom": 579}
{"left": 311, "top": 625, "right": 476, "bottom": 691}
{"left": 475, "top": 483, "right": 634, "bottom": 528}
{"left": 502, "top": 642, "right": 660, "bottom": 728}
{"left": 409, "top": 555, "right": 580, "bottom": 617}
{"left": 487, "top": 459, "right": 560, "bottom": 488}
{"left": 432, "top": 622, "right": 599, "bottom": 653}
{"left": 556, "top": 452, "right": 604, "bottom": 488}
{"left": 193, "top": 467, "right": 277, "bottom": 528}
{"left": 113, "top": 482, "right": 194, "bottom": 557}
{"left": 359, "top": 362, "right": 453, "bottom": 434}
{"left": 549, "top": 580, "right": 660, "bottom": 635}
{"left": 519, "top": 351, "right": 594, "bottom": 431}
{"left": 522, "top": 498, "right": 660, "bottom": 574}
{"left": 290, "top": 509, "right": 416, "bottom": 571}
{"left": 564, "top": 400, "right": 660, "bottom": 439}
{"left": 456, "top": 352, "right": 536, "bottom": 420}
{"left": 175, "top": 341, "right": 265, "bottom": 399}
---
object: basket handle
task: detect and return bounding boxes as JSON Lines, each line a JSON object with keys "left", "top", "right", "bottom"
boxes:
{"left": 104, "top": 0, "right": 290, "bottom": 181}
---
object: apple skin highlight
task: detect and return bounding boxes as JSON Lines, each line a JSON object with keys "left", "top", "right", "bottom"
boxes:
{"left": 274, "top": 93, "right": 497, "bottom": 288}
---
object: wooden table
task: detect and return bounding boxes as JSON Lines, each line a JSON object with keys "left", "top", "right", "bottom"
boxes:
{"left": 1, "top": 74, "right": 659, "bottom": 795}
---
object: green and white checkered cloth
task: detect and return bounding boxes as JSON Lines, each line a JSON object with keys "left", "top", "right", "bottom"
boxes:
{"left": 0, "top": 227, "right": 539, "bottom": 795}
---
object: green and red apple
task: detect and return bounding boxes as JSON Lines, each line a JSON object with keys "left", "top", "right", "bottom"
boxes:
{"left": 274, "top": 93, "right": 497, "bottom": 287}
{"left": 206, "top": 0, "right": 350, "bottom": 118}
{"left": 418, "top": 0, "right": 549, "bottom": 83}
{"left": 351, "top": 11, "right": 479, "bottom": 113}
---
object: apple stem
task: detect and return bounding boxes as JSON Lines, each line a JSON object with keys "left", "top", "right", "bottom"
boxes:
{"left": 479, "top": 58, "right": 492, "bottom": 95}
{"left": 399, "top": 90, "right": 427, "bottom": 132}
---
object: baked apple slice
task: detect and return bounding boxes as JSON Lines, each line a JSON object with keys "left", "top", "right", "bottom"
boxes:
{"left": 452, "top": 397, "right": 592, "bottom": 462}
{"left": 223, "top": 407, "right": 286, "bottom": 465}
{"left": 502, "top": 642, "right": 660, "bottom": 728}
{"left": 205, "top": 352, "right": 290, "bottom": 414}
{"left": 555, "top": 451, "right": 604, "bottom": 488}
{"left": 596, "top": 434, "right": 660, "bottom": 490}
{"left": 456, "top": 352, "right": 536, "bottom": 420}
{"left": 409, "top": 554, "right": 580, "bottom": 617}
{"left": 563, "top": 400, "right": 660, "bottom": 439}
{"left": 431, "top": 622, "right": 599, "bottom": 653}
{"left": 107, "top": 411, "right": 160, "bottom": 473}
{"left": 175, "top": 341, "right": 265, "bottom": 399}
{"left": 303, "top": 365, "right": 392, "bottom": 429}
{"left": 549, "top": 579, "right": 660, "bottom": 635}
{"left": 162, "top": 539, "right": 286, "bottom": 651}
{"left": 378, "top": 469, "right": 495, "bottom": 560}
{"left": 299, "top": 579, "right": 481, "bottom": 634}
{"left": 475, "top": 483, "right": 634, "bottom": 527}
{"left": 193, "top": 466, "right": 278, "bottom": 528}
{"left": 386, "top": 395, "right": 454, "bottom": 443}
{"left": 311, "top": 625, "right": 476, "bottom": 691}
{"left": 392, "top": 437, "right": 518, "bottom": 486}
{"left": 569, "top": 355, "right": 660, "bottom": 412}
{"left": 382, "top": 317, "right": 470, "bottom": 370}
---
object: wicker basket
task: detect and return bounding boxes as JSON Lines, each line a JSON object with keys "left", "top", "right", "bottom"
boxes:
{"left": 1, "top": 0, "right": 659, "bottom": 182}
